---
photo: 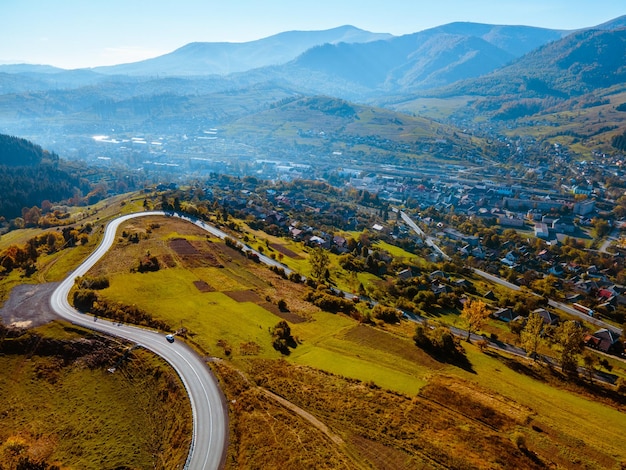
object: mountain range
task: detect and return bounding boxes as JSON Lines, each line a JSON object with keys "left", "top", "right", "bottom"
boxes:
{"left": 1, "top": 15, "right": 626, "bottom": 164}
{"left": 93, "top": 25, "right": 391, "bottom": 76}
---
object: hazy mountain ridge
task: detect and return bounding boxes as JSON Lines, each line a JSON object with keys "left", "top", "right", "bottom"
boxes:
{"left": 440, "top": 27, "right": 626, "bottom": 99}
{"left": 92, "top": 25, "right": 392, "bottom": 76}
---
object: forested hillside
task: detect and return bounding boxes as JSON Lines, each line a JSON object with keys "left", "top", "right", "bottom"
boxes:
{"left": 0, "top": 134, "right": 99, "bottom": 221}
{"left": 0, "top": 134, "right": 57, "bottom": 166}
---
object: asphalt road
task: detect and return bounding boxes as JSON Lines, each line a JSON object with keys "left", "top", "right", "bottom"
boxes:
{"left": 50, "top": 211, "right": 228, "bottom": 470}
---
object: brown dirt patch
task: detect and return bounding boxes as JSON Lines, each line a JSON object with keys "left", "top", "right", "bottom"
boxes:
{"left": 247, "top": 359, "right": 548, "bottom": 470}
{"left": 170, "top": 238, "right": 200, "bottom": 255}
{"left": 269, "top": 243, "right": 304, "bottom": 259}
{"left": 224, "top": 290, "right": 263, "bottom": 303}
{"left": 350, "top": 434, "right": 416, "bottom": 470}
{"left": 343, "top": 324, "right": 445, "bottom": 370}
{"left": 419, "top": 376, "right": 533, "bottom": 430}
{"left": 224, "top": 290, "right": 307, "bottom": 323}
{"left": 260, "top": 302, "right": 307, "bottom": 324}
{"left": 161, "top": 253, "right": 178, "bottom": 268}
{"left": 0, "top": 283, "right": 59, "bottom": 328}
{"left": 169, "top": 238, "right": 221, "bottom": 268}
{"left": 193, "top": 280, "right": 215, "bottom": 292}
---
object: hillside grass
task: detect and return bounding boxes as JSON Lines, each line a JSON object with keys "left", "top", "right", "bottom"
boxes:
{"left": 0, "top": 322, "right": 192, "bottom": 469}
{"left": 71, "top": 214, "right": 626, "bottom": 468}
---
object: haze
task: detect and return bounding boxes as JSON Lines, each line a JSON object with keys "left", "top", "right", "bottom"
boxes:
{"left": 2, "top": 0, "right": 624, "bottom": 69}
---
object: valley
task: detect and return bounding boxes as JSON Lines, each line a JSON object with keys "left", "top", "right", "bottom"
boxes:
{"left": 1, "top": 12, "right": 626, "bottom": 470}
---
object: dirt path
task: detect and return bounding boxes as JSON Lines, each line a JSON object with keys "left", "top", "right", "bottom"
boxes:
{"left": 259, "top": 388, "right": 345, "bottom": 446}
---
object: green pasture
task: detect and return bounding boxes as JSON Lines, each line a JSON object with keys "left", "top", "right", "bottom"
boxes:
{"left": 102, "top": 269, "right": 281, "bottom": 356}
{"left": 456, "top": 346, "right": 626, "bottom": 464}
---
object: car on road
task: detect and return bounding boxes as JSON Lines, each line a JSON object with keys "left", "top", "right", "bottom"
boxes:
{"left": 165, "top": 334, "right": 175, "bottom": 343}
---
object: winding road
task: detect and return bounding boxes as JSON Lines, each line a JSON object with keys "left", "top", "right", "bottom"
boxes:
{"left": 50, "top": 211, "right": 228, "bottom": 470}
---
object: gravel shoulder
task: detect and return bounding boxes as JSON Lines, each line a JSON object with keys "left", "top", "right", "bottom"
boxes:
{"left": 0, "top": 282, "right": 60, "bottom": 328}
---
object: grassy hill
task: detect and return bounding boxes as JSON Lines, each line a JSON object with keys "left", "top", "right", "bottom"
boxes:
{"left": 70, "top": 211, "right": 626, "bottom": 469}
{"left": 224, "top": 95, "right": 482, "bottom": 164}
{"left": 0, "top": 321, "right": 191, "bottom": 469}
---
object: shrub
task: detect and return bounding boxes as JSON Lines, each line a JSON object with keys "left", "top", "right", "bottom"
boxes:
{"left": 304, "top": 289, "right": 355, "bottom": 314}
{"left": 372, "top": 305, "right": 401, "bottom": 324}
{"left": 78, "top": 275, "right": 109, "bottom": 290}
{"left": 271, "top": 320, "right": 295, "bottom": 355}
{"left": 73, "top": 289, "right": 97, "bottom": 311}
{"left": 136, "top": 255, "right": 160, "bottom": 273}
{"left": 413, "top": 323, "right": 466, "bottom": 363}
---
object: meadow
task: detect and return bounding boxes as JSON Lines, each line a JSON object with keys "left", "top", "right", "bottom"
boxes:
{"left": 82, "top": 214, "right": 626, "bottom": 469}
{"left": 0, "top": 322, "right": 192, "bottom": 469}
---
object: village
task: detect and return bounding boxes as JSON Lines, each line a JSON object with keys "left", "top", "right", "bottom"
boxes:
{"left": 183, "top": 151, "right": 626, "bottom": 361}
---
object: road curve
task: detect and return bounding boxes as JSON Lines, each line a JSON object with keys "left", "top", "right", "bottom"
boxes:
{"left": 50, "top": 211, "right": 228, "bottom": 470}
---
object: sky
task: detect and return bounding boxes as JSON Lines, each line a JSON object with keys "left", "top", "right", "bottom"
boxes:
{"left": 1, "top": 0, "right": 624, "bottom": 69}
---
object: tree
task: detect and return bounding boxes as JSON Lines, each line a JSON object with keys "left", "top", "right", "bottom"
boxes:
{"left": 520, "top": 312, "right": 544, "bottom": 360}
{"left": 308, "top": 247, "right": 330, "bottom": 281}
{"left": 372, "top": 304, "right": 400, "bottom": 324}
{"left": 271, "top": 320, "right": 295, "bottom": 355}
{"left": 553, "top": 321, "right": 584, "bottom": 375}
{"left": 592, "top": 218, "right": 610, "bottom": 239}
{"left": 582, "top": 352, "right": 597, "bottom": 383}
{"left": 460, "top": 299, "right": 490, "bottom": 342}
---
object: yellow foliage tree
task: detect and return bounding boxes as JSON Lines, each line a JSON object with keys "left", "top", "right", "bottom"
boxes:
{"left": 461, "top": 299, "right": 490, "bottom": 342}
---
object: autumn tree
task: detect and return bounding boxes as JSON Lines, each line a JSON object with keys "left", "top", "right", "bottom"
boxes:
{"left": 520, "top": 312, "right": 544, "bottom": 360}
{"left": 553, "top": 321, "right": 584, "bottom": 375}
{"left": 308, "top": 247, "right": 330, "bottom": 281}
{"left": 460, "top": 299, "right": 490, "bottom": 342}
{"left": 271, "top": 320, "right": 295, "bottom": 355}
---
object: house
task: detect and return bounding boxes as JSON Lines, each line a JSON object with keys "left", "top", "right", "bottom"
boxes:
{"left": 548, "top": 264, "right": 564, "bottom": 276}
{"left": 584, "top": 329, "right": 622, "bottom": 354}
{"left": 308, "top": 236, "right": 329, "bottom": 248}
{"left": 574, "top": 279, "right": 598, "bottom": 294}
{"left": 397, "top": 268, "right": 413, "bottom": 280}
{"left": 431, "top": 283, "right": 452, "bottom": 295}
{"left": 484, "top": 290, "right": 496, "bottom": 300}
{"left": 552, "top": 217, "right": 575, "bottom": 234}
{"left": 533, "top": 308, "right": 560, "bottom": 325}
{"left": 289, "top": 227, "right": 304, "bottom": 240}
{"left": 574, "top": 199, "right": 595, "bottom": 216}
{"left": 501, "top": 257, "right": 516, "bottom": 268}
{"left": 429, "top": 270, "right": 449, "bottom": 280}
{"left": 494, "top": 307, "right": 516, "bottom": 322}
{"left": 498, "top": 216, "right": 525, "bottom": 227}
{"left": 332, "top": 235, "right": 348, "bottom": 253}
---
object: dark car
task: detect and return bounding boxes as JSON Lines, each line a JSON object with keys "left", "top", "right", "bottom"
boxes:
{"left": 165, "top": 334, "right": 175, "bottom": 343}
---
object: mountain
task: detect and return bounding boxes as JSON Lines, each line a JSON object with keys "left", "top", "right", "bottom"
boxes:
{"left": 415, "top": 22, "right": 568, "bottom": 57}
{"left": 442, "top": 27, "right": 626, "bottom": 99}
{"left": 92, "top": 25, "right": 392, "bottom": 76}
{"left": 241, "top": 22, "right": 569, "bottom": 99}
{"left": 0, "top": 68, "right": 120, "bottom": 94}
{"left": 593, "top": 14, "right": 626, "bottom": 31}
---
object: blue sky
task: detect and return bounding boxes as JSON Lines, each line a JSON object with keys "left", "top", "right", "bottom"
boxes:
{"left": 1, "top": 0, "right": 624, "bottom": 68}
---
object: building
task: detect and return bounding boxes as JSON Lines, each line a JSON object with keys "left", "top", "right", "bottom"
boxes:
{"left": 584, "top": 329, "right": 622, "bottom": 354}
{"left": 534, "top": 222, "right": 550, "bottom": 239}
